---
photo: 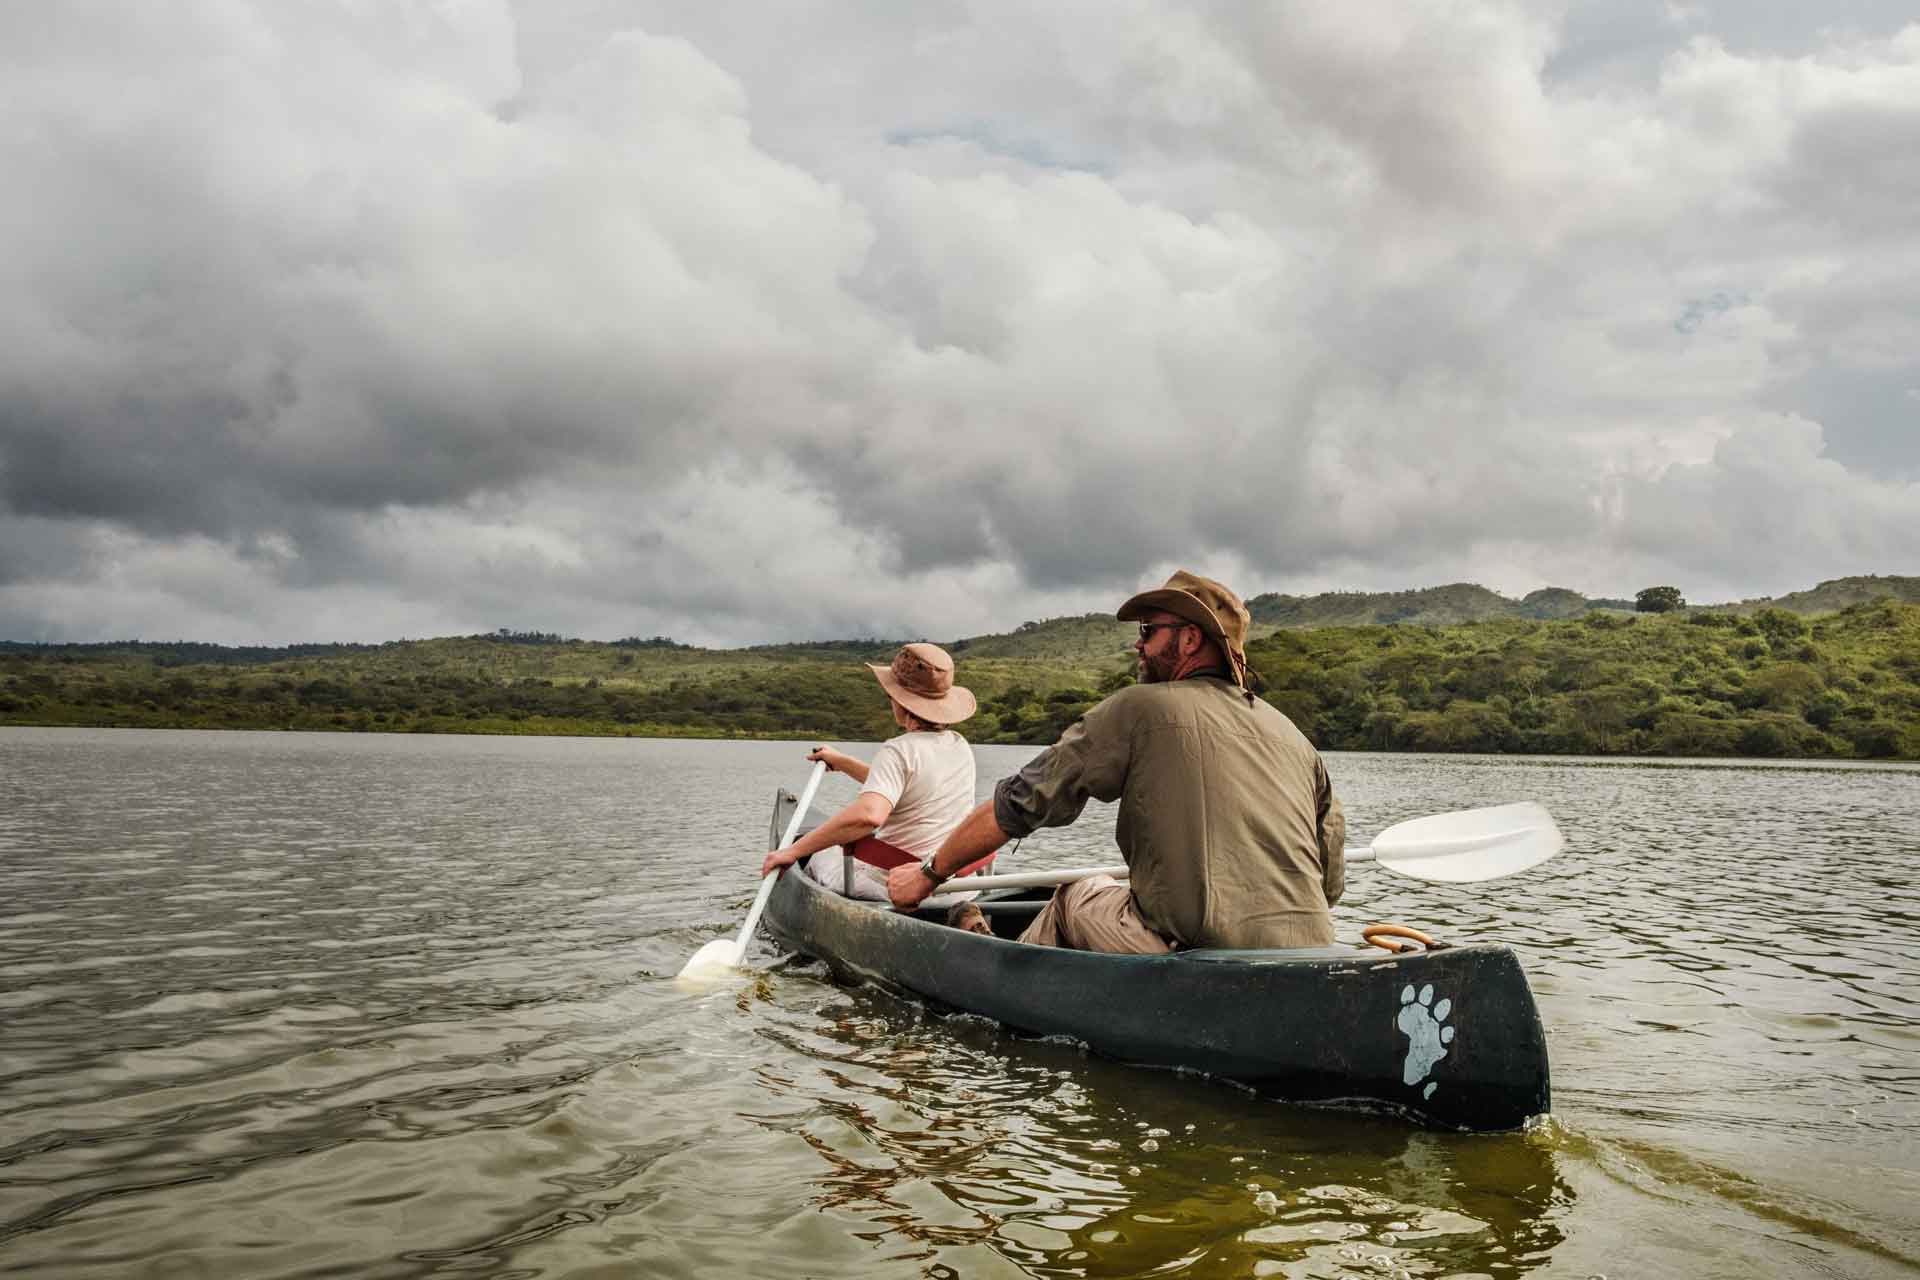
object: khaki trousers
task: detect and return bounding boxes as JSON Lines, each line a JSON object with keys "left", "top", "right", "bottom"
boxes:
{"left": 1017, "top": 875, "right": 1172, "bottom": 954}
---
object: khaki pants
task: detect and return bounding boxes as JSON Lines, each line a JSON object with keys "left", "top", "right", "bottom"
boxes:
{"left": 1017, "top": 875, "right": 1172, "bottom": 954}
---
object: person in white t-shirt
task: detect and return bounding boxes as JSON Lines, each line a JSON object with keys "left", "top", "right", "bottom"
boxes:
{"left": 761, "top": 643, "right": 996, "bottom": 901}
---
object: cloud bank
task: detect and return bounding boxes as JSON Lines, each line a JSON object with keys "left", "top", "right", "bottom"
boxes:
{"left": 2, "top": 1, "right": 1915, "bottom": 644}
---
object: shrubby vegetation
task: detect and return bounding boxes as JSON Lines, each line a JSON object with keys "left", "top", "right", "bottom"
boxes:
{"left": 1248, "top": 583, "right": 1618, "bottom": 627}
{"left": 2, "top": 599, "right": 1914, "bottom": 760}
{"left": 1245, "top": 601, "right": 1919, "bottom": 759}
{"left": 1246, "top": 574, "right": 1915, "bottom": 627}
{"left": 0, "top": 633, "right": 1120, "bottom": 745}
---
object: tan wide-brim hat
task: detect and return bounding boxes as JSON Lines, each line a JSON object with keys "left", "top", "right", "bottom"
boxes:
{"left": 867, "top": 642, "right": 977, "bottom": 725}
{"left": 1117, "top": 569, "right": 1253, "bottom": 689}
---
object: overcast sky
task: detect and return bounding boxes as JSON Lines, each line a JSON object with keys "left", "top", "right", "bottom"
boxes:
{"left": 3, "top": 1, "right": 1916, "bottom": 646}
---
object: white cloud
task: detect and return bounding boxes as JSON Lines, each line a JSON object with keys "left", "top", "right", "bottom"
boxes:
{"left": 1, "top": 2, "right": 1915, "bottom": 644}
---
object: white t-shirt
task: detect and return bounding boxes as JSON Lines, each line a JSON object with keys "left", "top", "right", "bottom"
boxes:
{"left": 862, "top": 729, "right": 976, "bottom": 859}
{"left": 803, "top": 730, "right": 981, "bottom": 903}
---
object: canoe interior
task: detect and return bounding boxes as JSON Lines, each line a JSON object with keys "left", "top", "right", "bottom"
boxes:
{"left": 762, "top": 787, "right": 1551, "bottom": 1132}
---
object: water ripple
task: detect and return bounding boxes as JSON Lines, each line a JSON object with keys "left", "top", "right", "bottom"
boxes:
{"left": 1, "top": 730, "right": 1915, "bottom": 1278}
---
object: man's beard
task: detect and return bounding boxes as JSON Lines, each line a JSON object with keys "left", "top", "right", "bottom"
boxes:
{"left": 1137, "top": 649, "right": 1178, "bottom": 684}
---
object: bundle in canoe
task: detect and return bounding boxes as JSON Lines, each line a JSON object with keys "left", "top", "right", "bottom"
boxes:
{"left": 758, "top": 787, "right": 1552, "bottom": 1133}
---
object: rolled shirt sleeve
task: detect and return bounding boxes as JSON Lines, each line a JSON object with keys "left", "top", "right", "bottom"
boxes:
{"left": 993, "top": 699, "right": 1134, "bottom": 839}
{"left": 1315, "top": 758, "right": 1346, "bottom": 906}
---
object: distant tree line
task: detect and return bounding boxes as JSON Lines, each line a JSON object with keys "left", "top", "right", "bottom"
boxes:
{"left": 0, "top": 639, "right": 381, "bottom": 666}
{"left": 2, "top": 601, "right": 1914, "bottom": 760}
{"left": 1245, "top": 601, "right": 1917, "bottom": 759}
{"left": 483, "top": 629, "right": 575, "bottom": 646}
{"left": 611, "top": 635, "right": 693, "bottom": 649}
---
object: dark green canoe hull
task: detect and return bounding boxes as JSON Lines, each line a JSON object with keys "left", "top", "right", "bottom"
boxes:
{"left": 761, "top": 789, "right": 1551, "bottom": 1132}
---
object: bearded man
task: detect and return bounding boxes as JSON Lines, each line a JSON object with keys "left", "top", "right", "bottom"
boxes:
{"left": 887, "top": 570, "right": 1346, "bottom": 952}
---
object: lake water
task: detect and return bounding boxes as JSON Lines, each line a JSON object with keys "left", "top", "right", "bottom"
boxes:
{"left": 1, "top": 727, "right": 1915, "bottom": 1279}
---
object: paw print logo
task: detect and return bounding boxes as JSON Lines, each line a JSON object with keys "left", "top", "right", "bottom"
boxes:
{"left": 1396, "top": 984, "right": 1455, "bottom": 1099}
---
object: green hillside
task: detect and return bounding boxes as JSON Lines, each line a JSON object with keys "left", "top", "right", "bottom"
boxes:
{"left": 1248, "top": 600, "right": 1919, "bottom": 759}
{"left": 1243, "top": 576, "right": 1920, "bottom": 632}
{"left": 4, "top": 574, "right": 1917, "bottom": 759}
{"left": 948, "top": 613, "right": 1137, "bottom": 661}
{"left": 1249, "top": 582, "right": 1633, "bottom": 627}
{"left": 3, "top": 601, "right": 1915, "bottom": 760}
{"left": 953, "top": 582, "right": 1623, "bottom": 659}
{"left": 0, "top": 629, "right": 1128, "bottom": 746}
{"left": 1253, "top": 583, "right": 1512, "bottom": 627}
{"left": 1703, "top": 575, "right": 1920, "bottom": 616}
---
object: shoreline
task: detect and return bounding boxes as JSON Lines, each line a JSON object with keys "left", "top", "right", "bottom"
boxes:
{"left": 5, "top": 719, "right": 1916, "bottom": 768}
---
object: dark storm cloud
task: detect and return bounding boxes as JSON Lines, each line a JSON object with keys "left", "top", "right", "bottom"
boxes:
{"left": 1779, "top": 365, "right": 1920, "bottom": 478}
{"left": 2, "top": 2, "right": 1915, "bottom": 644}
{"left": 0, "top": 517, "right": 106, "bottom": 588}
{"left": 0, "top": 4, "right": 874, "bottom": 550}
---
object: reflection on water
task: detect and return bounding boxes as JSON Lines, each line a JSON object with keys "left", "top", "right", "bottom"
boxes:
{"left": 0, "top": 728, "right": 1915, "bottom": 1278}
{"left": 753, "top": 980, "right": 1569, "bottom": 1278}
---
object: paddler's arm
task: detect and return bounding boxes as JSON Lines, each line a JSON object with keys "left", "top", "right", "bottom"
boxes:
{"left": 1315, "top": 758, "right": 1346, "bottom": 906}
{"left": 806, "top": 745, "right": 869, "bottom": 784}
{"left": 885, "top": 801, "right": 1008, "bottom": 909}
{"left": 887, "top": 700, "right": 1130, "bottom": 911}
{"left": 761, "top": 792, "right": 894, "bottom": 877}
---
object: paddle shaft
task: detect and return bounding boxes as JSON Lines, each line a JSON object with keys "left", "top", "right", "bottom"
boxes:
{"left": 735, "top": 761, "right": 828, "bottom": 950}
{"left": 944, "top": 864, "right": 1127, "bottom": 892}
{"left": 951, "top": 849, "right": 1374, "bottom": 894}
{"left": 933, "top": 800, "right": 1564, "bottom": 895}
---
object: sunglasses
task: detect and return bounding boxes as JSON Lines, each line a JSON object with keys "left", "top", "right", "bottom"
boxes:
{"left": 1136, "top": 622, "right": 1191, "bottom": 642}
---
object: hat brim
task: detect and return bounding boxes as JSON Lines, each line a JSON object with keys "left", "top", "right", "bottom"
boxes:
{"left": 1117, "top": 587, "right": 1230, "bottom": 645}
{"left": 1117, "top": 587, "right": 1252, "bottom": 689}
{"left": 867, "top": 664, "right": 978, "bottom": 725}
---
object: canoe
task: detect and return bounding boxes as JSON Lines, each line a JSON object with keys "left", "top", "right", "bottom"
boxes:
{"left": 760, "top": 788, "right": 1552, "bottom": 1133}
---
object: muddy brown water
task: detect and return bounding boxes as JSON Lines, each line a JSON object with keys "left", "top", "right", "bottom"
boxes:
{"left": 2, "top": 728, "right": 1915, "bottom": 1278}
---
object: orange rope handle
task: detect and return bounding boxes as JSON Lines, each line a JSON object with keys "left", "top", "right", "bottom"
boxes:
{"left": 1362, "top": 922, "right": 1442, "bottom": 953}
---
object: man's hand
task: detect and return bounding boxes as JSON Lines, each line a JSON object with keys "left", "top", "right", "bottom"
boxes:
{"left": 886, "top": 862, "right": 938, "bottom": 910}
{"left": 888, "top": 802, "right": 1010, "bottom": 909}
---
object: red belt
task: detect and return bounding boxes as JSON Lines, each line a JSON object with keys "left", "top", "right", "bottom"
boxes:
{"left": 846, "top": 836, "right": 995, "bottom": 879}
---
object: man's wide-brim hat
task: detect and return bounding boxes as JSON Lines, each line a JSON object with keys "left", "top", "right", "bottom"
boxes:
{"left": 1117, "top": 569, "right": 1253, "bottom": 689}
{"left": 868, "top": 642, "right": 977, "bottom": 725}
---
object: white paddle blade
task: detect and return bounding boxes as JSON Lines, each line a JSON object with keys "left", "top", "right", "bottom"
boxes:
{"left": 1366, "top": 801, "right": 1562, "bottom": 883}
{"left": 676, "top": 938, "right": 745, "bottom": 982}
{"left": 676, "top": 760, "right": 830, "bottom": 984}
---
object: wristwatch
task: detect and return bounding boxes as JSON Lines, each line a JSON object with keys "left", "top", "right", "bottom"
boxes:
{"left": 918, "top": 854, "right": 949, "bottom": 887}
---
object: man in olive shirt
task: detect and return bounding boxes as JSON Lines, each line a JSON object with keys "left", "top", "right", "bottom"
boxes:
{"left": 887, "top": 570, "right": 1346, "bottom": 952}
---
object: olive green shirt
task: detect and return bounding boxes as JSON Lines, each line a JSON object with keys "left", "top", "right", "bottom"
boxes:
{"left": 994, "top": 677, "right": 1345, "bottom": 949}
